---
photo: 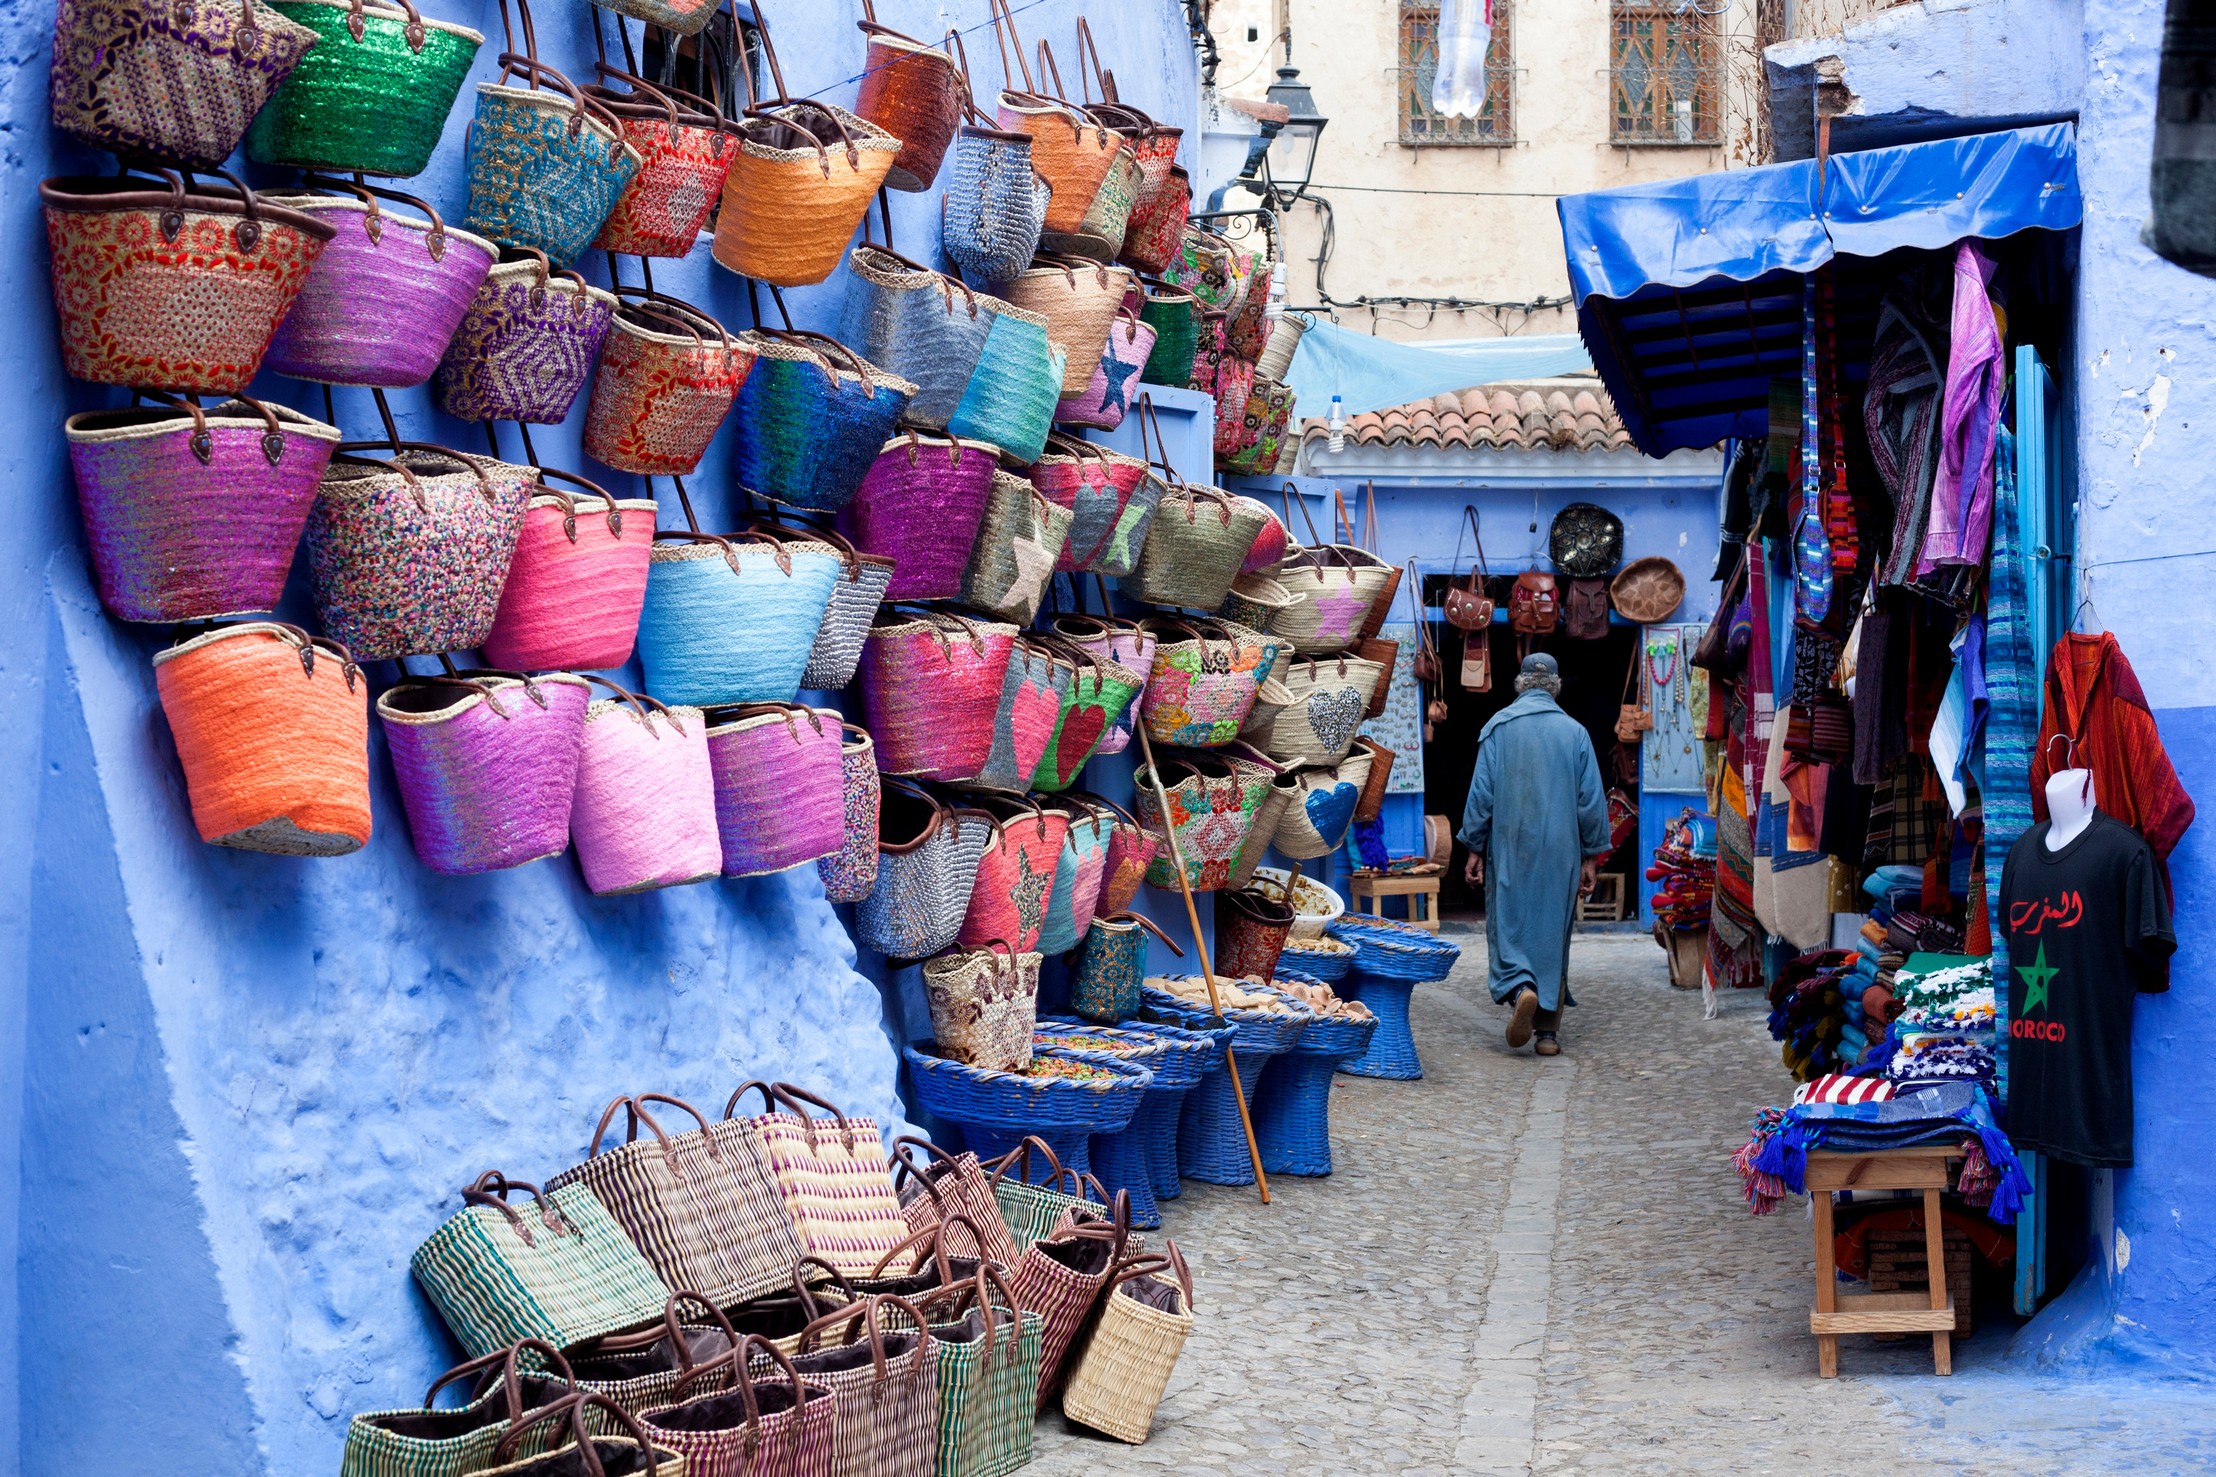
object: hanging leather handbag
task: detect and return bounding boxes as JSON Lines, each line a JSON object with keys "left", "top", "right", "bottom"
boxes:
{"left": 1442, "top": 505, "right": 1494, "bottom": 631}
{"left": 1509, "top": 571, "right": 1559, "bottom": 636}
{"left": 1615, "top": 651, "right": 1654, "bottom": 744}
{"left": 1564, "top": 577, "right": 1611, "bottom": 640}
{"left": 1461, "top": 624, "right": 1492, "bottom": 693}
{"left": 1407, "top": 559, "right": 1440, "bottom": 686}
{"left": 1351, "top": 735, "right": 1394, "bottom": 823}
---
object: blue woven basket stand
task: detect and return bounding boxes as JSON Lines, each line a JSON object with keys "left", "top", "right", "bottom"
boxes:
{"left": 1336, "top": 973, "right": 1423, "bottom": 1079}
{"left": 1034, "top": 1017, "right": 1217, "bottom": 1229}
{"left": 904, "top": 1043, "right": 1152, "bottom": 1180}
{"left": 1143, "top": 982, "right": 1313, "bottom": 1186}
{"left": 1253, "top": 1009, "right": 1379, "bottom": 1175}
{"left": 1102, "top": 1020, "right": 1236, "bottom": 1202}
{"left": 1278, "top": 940, "right": 1354, "bottom": 983}
{"left": 1326, "top": 913, "right": 1462, "bottom": 983}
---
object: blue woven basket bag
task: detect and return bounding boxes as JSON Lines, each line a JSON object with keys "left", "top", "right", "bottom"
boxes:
{"left": 730, "top": 330, "right": 916, "bottom": 513}
{"left": 636, "top": 531, "right": 839, "bottom": 706}
{"left": 945, "top": 301, "right": 1065, "bottom": 465}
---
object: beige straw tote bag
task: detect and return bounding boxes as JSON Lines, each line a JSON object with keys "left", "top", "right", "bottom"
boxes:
{"left": 1060, "top": 1242, "right": 1195, "bottom": 1444}
{"left": 994, "top": 256, "right": 1136, "bottom": 396}
{"left": 1268, "top": 654, "right": 1385, "bottom": 766}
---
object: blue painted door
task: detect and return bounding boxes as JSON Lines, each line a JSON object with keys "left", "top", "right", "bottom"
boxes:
{"left": 2013, "top": 345, "right": 2069, "bottom": 1315}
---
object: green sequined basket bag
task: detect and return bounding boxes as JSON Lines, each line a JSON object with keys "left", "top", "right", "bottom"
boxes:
{"left": 245, "top": 0, "right": 482, "bottom": 178}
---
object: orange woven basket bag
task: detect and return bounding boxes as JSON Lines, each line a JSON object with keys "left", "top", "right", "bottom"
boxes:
{"left": 711, "top": 6, "right": 899, "bottom": 288}
{"left": 988, "top": 0, "right": 1119, "bottom": 244}
{"left": 153, "top": 622, "right": 371, "bottom": 856}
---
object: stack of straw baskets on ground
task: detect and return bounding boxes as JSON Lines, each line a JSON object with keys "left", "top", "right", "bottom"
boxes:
{"left": 347, "top": 1084, "right": 1194, "bottom": 1473}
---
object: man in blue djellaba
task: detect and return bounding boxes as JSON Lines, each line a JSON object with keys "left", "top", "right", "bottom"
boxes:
{"left": 1459, "top": 653, "right": 1612, "bottom": 1057}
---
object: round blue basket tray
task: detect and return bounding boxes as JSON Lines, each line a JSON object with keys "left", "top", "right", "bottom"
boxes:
{"left": 1326, "top": 914, "right": 1462, "bottom": 982}
{"left": 1029, "top": 1018, "right": 1220, "bottom": 1230}
{"left": 903, "top": 1043, "right": 1154, "bottom": 1138}
{"left": 1277, "top": 938, "right": 1355, "bottom": 983}
{"left": 1144, "top": 981, "right": 1315, "bottom": 1186}
{"left": 1336, "top": 974, "right": 1423, "bottom": 1079}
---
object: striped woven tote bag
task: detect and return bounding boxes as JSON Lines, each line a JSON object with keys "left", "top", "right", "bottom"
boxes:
{"left": 547, "top": 1095, "right": 807, "bottom": 1309}
{"left": 411, "top": 1173, "right": 671, "bottom": 1358}
{"left": 891, "top": 1137, "right": 1019, "bottom": 1267}
{"left": 758, "top": 1296, "right": 940, "bottom": 1477}
{"left": 717, "top": 1082, "right": 910, "bottom": 1279}
{"left": 984, "top": 1138, "right": 1108, "bottom": 1253}
{"left": 1001, "top": 1194, "right": 1130, "bottom": 1400}
{"left": 341, "top": 1339, "right": 576, "bottom": 1477}
{"left": 919, "top": 1267, "right": 1043, "bottom": 1477}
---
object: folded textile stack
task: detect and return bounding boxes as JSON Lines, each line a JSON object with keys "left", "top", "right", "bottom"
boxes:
{"left": 1646, "top": 807, "right": 1716, "bottom": 933}
{"left": 1731, "top": 1082, "right": 2030, "bottom": 1222}
{"left": 1855, "top": 867, "right": 1960, "bottom": 1023}
{"left": 1890, "top": 1033, "right": 1998, "bottom": 1088}
{"left": 1766, "top": 949, "right": 1867, "bottom": 1082}
{"left": 1892, "top": 954, "right": 1996, "bottom": 1031}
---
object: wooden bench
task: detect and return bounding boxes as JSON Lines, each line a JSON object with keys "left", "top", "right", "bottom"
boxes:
{"left": 1806, "top": 1144, "right": 1958, "bottom": 1377}
{"left": 1348, "top": 870, "right": 1441, "bottom": 931}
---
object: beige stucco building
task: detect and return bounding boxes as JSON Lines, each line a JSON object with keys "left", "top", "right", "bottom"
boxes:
{"left": 1202, "top": 0, "right": 1773, "bottom": 341}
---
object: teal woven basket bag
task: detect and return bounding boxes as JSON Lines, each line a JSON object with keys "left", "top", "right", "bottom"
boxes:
{"left": 409, "top": 1172, "right": 671, "bottom": 1358}
{"left": 464, "top": 61, "right": 642, "bottom": 269}
{"left": 945, "top": 302, "right": 1065, "bottom": 466}
{"left": 245, "top": 0, "right": 482, "bottom": 177}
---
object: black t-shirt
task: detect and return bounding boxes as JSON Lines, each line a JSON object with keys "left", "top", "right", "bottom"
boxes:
{"left": 1998, "top": 812, "right": 2175, "bottom": 1167}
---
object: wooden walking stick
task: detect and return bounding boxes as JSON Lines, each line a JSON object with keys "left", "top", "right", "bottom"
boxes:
{"left": 1131, "top": 716, "right": 1272, "bottom": 1204}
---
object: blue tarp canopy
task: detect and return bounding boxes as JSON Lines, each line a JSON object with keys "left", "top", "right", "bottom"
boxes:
{"left": 1556, "top": 122, "right": 2081, "bottom": 456}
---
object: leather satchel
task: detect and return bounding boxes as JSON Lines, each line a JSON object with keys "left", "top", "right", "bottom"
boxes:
{"left": 1460, "top": 626, "right": 1491, "bottom": 692}
{"left": 1356, "top": 635, "right": 1399, "bottom": 718}
{"left": 1509, "top": 571, "right": 1559, "bottom": 635}
{"left": 1443, "top": 505, "right": 1494, "bottom": 630}
{"left": 1564, "top": 578, "right": 1610, "bottom": 640}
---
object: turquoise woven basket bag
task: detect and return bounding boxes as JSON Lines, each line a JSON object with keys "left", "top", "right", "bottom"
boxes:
{"left": 946, "top": 301, "right": 1066, "bottom": 465}
{"left": 636, "top": 532, "right": 839, "bottom": 706}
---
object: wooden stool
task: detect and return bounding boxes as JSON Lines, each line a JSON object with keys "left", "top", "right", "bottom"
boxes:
{"left": 1807, "top": 1145, "right": 1958, "bottom": 1377}
{"left": 1349, "top": 870, "right": 1441, "bottom": 932}
{"left": 1578, "top": 873, "right": 1624, "bottom": 922}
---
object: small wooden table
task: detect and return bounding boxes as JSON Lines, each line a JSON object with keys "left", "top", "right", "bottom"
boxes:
{"left": 1348, "top": 870, "right": 1441, "bottom": 931}
{"left": 1807, "top": 1144, "right": 1958, "bottom": 1377}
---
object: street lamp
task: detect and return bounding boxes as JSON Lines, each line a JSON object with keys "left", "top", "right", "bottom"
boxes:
{"left": 1261, "top": 65, "right": 1327, "bottom": 201}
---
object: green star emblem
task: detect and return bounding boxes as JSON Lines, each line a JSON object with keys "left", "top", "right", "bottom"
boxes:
{"left": 2015, "top": 942, "right": 2058, "bottom": 1016}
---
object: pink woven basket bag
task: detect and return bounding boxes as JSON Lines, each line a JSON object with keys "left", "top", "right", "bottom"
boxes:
{"left": 66, "top": 394, "right": 339, "bottom": 623}
{"left": 481, "top": 470, "right": 656, "bottom": 673}
{"left": 639, "top": 1333, "right": 839, "bottom": 1477}
{"left": 958, "top": 794, "right": 1071, "bottom": 954}
{"left": 857, "top": 611, "right": 1018, "bottom": 782}
{"left": 569, "top": 677, "right": 721, "bottom": 896}
{"left": 705, "top": 702, "right": 847, "bottom": 878}
{"left": 1054, "top": 306, "right": 1154, "bottom": 432}
{"left": 377, "top": 670, "right": 592, "bottom": 876}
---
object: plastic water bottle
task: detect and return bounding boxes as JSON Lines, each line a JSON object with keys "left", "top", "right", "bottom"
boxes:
{"left": 1430, "top": 0, "right": 1493, "bottom": 119}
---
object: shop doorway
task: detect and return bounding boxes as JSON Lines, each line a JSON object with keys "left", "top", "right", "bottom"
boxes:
{"left": 1419, "top": 574, "right": 1643, "bottom": 921}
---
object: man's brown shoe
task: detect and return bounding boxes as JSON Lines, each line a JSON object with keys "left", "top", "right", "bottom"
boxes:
{"left": 1506, "top": 988, "right": 1539, "bottom": 1049}
{"left": 1534, "top": 1032, "right": 1562, "bottom": 1057}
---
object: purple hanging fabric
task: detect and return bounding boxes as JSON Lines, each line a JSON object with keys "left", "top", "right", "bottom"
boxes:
{"left": 1918, "top": 242, "right": 2004, "bottom": 573}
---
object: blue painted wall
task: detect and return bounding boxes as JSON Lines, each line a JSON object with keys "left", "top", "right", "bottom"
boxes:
{"left": 0, "top": 1, "right": 1202, "bottom": 1470}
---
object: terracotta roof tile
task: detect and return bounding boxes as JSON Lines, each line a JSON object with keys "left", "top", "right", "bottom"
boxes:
{"left": 1300, "top": 380, "right": 1634, "bottom": 456}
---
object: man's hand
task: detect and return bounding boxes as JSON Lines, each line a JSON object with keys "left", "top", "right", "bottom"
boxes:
{"left": 1579, "top": 857, "right": 1601, "bottom": 897}
{"left": 1464, "top": 853, "right": 1484, "bottom": 888}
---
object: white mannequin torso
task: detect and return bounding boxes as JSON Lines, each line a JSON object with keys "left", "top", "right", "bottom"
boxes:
{"left": 2045, "top": 767, "right": 2097, "bottom": 850}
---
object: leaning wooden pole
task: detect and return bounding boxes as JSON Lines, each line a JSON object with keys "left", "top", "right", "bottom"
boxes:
{"left": 1131, "top": 718, "right": 1271, "bottom": 1204}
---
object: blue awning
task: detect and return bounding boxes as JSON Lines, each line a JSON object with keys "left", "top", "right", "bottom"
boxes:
{"left": 1557, "top": 122, "right": 2082, "bottom": 456}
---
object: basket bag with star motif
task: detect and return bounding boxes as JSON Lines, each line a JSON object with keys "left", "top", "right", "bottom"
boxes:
{"left": 958, "top": 794, "right": 1071, "bottom": 954}
{"left": 960, "top": 472, "right": 1073, "bottom": 625}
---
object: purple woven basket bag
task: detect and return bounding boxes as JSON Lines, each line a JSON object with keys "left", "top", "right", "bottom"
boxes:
{"left": 304, "top": 447, "right": 532, "bottom": 662}
{"left": 705, "top": 702, "right": 847, "bottom": 878}
{"left": 839, "top": 432, "right": 999, "bottom": 602}
{"left": 377, "top": 671, "right": 591, "bottom": 875}
{"left": 261, "top": 183, "right": 495, "bottom": 387}
{"left": 67, "top": 395, "right": 338, "bottom": 623}
{"left": 432, "top": 247, "right": 617, "bottom": 424}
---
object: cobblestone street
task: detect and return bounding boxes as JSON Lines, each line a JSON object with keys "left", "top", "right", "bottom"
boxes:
{"left": 1031, "top": 931, "right": 2216, "bottom": 1476}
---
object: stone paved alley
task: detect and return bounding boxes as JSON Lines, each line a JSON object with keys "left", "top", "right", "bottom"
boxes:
{"left": 1031, "top": 932, "right": 2216, "bottom": 1476}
